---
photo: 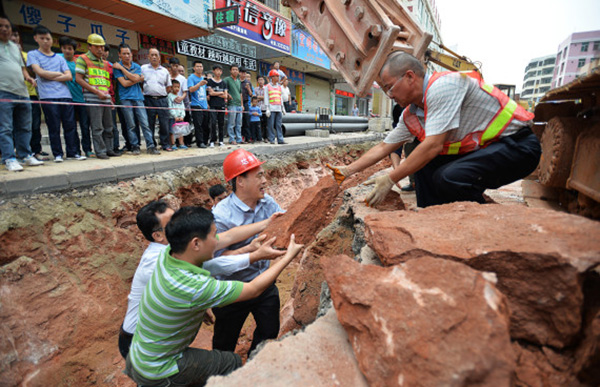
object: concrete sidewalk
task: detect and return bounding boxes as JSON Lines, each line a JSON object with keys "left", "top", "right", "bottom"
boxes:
{"left": 0, "top": 132, "right": 383, "bottom": 197}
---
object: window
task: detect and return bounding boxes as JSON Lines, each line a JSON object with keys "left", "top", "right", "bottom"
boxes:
{"left": 594, "top": 41, "right": 600, "bottom": 51}
{"left": 257, "top": 0, "right": 279, "bottom": 11}
{"left": 541, "top": 77, "right": 552, "bottom": 84}
{"left": 581, "top": 42, "right": 589, "bottom": 52}
{"left": 578, "top": 58, "right": 586, "bottom": 67}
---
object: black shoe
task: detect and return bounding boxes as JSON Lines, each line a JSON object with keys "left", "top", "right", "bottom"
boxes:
{"left": 97, "top": 153, "right": 109, "bottom": 160}
{"left": 401, "top": 184, "right": 415, "bottom": 192}
{"left": 278, "top": 141, "right": 288, "bottom": 145}
{"left": 107, "top": 150, "right": 122, "bottom": 157}
{"left": 147, "top": 147, "right": 160, "bottom": 155}
{"left": 199, "top": 143, "right": 207, "bottom": 149}
{"left": 131, "top": 147, "right": 141, "bottom": 155}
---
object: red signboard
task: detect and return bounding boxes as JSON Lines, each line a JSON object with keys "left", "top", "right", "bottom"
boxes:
{"left": 139, "top": 33, "right": 175, "bottom": 56}
{"left": 336, "top": 89, "right": 355, "bottom": 98}
{"left": 214, "top": 0, "right": 291, "bottom": 54}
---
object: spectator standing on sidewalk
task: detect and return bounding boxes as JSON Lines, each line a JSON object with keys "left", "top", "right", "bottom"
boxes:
{"left": 187, "top": 61, "right": 210, "bottom": 148}
{"left": 167, "top": 80, "right": 187, "bottom": 150}
{"left": 59, "top": 37, "right": 92, "bottom": 158}
{"left": 179, "top": 65, "right": 194, "bottom": 147}
{"left": 0, "top": 15, "right": 44, "bottom": 172}
{"left": 249, "top": 96, "right": 262, "bottom": 143}
{"left": 281, "top": 78, "right": 291, "bottom": 113}
{"left": 207, "top": 65, "right": 228, "bottom": 147}
{"left": 75, "top": 33, "right": 118, "bottom": 160}
{"left": 224, "top": 65, "right": 243, "bottom": 145}
{"left": 102, "top": 44, "right": 126, "bottom": 155}
{"left": 239, "top": 67, "right": 253, "bottom": 143}
{"left": 255, "top": 76, "right": 268, "bottom": 142}
{"left": 272, "top": 61, "right": 287, "bottom": 83}
{"left": 10, "top": 27, "right": 46, "bottom": 161}
{"left": 113, "top": 44, "right": 159, "bottom": 155}
{"left": 142, "top": 48, "right": 172, "bottom": 151}
{"left": 28, "top": 25, "right": 85, "bottom": 162}
{"left": 265, "top": 70, "right": 286, "bottom": 145}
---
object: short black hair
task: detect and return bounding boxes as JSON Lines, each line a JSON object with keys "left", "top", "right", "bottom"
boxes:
{"left": 166, "top": 206, "right": 214, "bottom": 254}
{"left": 33, "top": 25, "right": 51, "bottom": 36}
{"left": 136, "top": 200, "right": 170, "bottom": 242}
{"left": 58, "top": 36, "right": 77, "bottom": 50}
{"left": 251, "top": 96, "right": 258, "bottom": 101}
{"left": 239, "top": 66, "right": 247, "bottom": 73}
{"left": 118, "top": 43, "right": 131, "bottom": 53}
{"left": 230, "top": 64, "right": 239, "bottom": 70}
{"left": 193, "top": 60, "right": 203, "bottom": 66}
{"left": 171, "top": 79, "right": 180, "bottom": 86}
{"left": 212, "top": 64, "right": 222, "bottom": 71}
{"left": 209, "top": 184, "right": 226, "bottom": 200}
{"left": 104, "top": 44, "right": 110, "bottom": 52}
{"left": 169, "top": 57, "right": 180, "bottom": 65}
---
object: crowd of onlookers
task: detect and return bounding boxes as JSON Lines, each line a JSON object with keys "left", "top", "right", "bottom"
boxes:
{"left": 1, "top": 15, "right": 298, "bottom": 172}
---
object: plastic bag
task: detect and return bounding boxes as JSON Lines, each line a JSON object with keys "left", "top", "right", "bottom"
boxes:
{"left": 171, "top": 121, "right": 191, "bottom": 138}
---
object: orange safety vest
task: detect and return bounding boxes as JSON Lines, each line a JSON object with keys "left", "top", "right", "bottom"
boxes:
{"left": 402, "top": 71, "right": 534, "bottom": 155}
{"left": 80, "top": 54, "right": 110, "bottom": 93}
{"left": 267, "top": 83, "right": 282, "bottom": 105}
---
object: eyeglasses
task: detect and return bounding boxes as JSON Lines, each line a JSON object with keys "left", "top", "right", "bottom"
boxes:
{"left": 385, "top": 72, "right": 408, "bottom": 97}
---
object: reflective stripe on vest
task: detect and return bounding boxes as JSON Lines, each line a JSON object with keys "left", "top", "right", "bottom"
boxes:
{"left": 403, "top": 71, "right": 534, "bottom": 155}
{"left": 81, "top": 54, "right": 110, "bottom": 93}
{"left": 267, "top": 83, "right": 282, "bottom": 105}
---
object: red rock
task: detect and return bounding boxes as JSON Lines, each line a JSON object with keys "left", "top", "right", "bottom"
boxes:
{"left": 264, "top": 176, "right": 340, "bottom": 248}
{"left": 323, "top": 254, "right": 515, "bottom": 387}
{"left": 363, "top": 202, "right": 600, "bottom": 348}
{"left": 513, "top": 343, "right": 578, "bottom": 387}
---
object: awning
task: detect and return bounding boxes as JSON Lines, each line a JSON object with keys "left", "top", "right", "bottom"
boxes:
{"left": 24, "top": 0, "right": 211, "bottom": 41}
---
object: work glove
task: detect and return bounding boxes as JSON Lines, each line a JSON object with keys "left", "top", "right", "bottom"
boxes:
{"left": 326, "top": 164, "right": 348, "bottom": 185}
{"left": 266, "top": 109, "right": 271, "bottom": 118}
{"left": 364, "top": 174, "right": 395, "bottom": 207}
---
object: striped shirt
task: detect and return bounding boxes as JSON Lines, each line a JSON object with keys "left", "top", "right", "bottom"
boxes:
{"left": 75, "top": 51, "right": 111, "bottom": 103}
{"left": 384, "top": 72, "right": 530, "bottom": 145}
{"left": 129, "top": 247, "right": 243, "bottom": 380}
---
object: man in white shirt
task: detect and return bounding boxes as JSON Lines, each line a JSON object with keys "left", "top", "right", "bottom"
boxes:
{"left": 118, "top": 199, "right": 283, "bottom": 359}
{"left": 141, "top": 48, "right": 172, "bottom": 151}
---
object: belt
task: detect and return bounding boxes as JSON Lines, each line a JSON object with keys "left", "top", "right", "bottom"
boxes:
{"left": 145, "top": 95, "right": 166, "bottom": 100}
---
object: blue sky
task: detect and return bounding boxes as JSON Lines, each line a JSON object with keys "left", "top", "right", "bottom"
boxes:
{"left": 435, "top": 0, "right": 600, "bottom": 92}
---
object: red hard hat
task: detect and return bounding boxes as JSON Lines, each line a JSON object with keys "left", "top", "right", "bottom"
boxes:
{"left": 268, "top": 69, "right": 279, "bottom": 77}
{"left": 223, "top": 149, "right": 265, "bottom": 181}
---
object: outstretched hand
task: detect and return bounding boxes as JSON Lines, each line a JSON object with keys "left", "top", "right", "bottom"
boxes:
{"left": 254, "top": 236, "right": 286, "bottom": 260}
{"left": 285, "top": 234, "right": 304, "bottom": 259}
{"left": 364, "top": 174, "right": 394, "bottom": 207}
{"left": 326, "top": 163, "right": 348, "bottom": 185}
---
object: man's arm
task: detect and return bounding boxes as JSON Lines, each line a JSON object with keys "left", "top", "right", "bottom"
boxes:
{"left": 29, "top": 64, "right": 69, "bottom": 81}
{"left": 188, "top": 78, "right": 207, "bottom": 93}
{"left": 236, "top": 235, "right": 303, "bottom": 302}
{"left": 215, "top": 215, "right": 280, "bottom": 250}
{"left": 388, "top": 132, "right": 449, "bottom": 184}
{"left": 22, "top": 67, "right": 36, "bottom": 86}
{"left": 76, "top": 72, "right": 110, "bottom": 99}
{"left": 113, "top": 63, "right": 143, "bottom": 86}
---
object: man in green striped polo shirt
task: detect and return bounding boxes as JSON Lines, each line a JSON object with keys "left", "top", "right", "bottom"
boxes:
{"left": 125, "top": 206, "right": 303, "bottom": 386}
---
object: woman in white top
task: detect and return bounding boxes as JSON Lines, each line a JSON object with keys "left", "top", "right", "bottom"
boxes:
{"left": 281, "top": 78, "right": 291, "bottom": 113}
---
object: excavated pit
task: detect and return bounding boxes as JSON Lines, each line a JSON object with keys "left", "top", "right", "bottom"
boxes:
{"left": 1, "top": 142, "right": 599, "bottom": 387}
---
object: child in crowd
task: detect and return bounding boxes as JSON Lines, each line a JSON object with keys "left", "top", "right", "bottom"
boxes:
{"left": 249, "top": 96, "right": 262, "bottom": 142}
{"left": 208, "top": 184, "right": 228, "bottom": 208}
{"left": 28, "top": 25, "right": 84, "bottom": 162}
{"left": 167, "top": 79, "right": 188, "bottom": 150}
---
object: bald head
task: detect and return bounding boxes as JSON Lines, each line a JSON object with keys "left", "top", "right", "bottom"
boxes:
{"left": 380, "top": 52, "right": 425, "bottom": 79}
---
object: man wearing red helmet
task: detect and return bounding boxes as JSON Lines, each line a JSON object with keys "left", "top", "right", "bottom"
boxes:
{"left": 265, "top": 70, "right": 286, "bottom": 144}
{"left": 210, "top": 149, "right": 284, "bottom": 356}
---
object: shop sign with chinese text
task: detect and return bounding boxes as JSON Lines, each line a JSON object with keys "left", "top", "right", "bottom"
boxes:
{"left": 4, "top": 0, "right": 138, "bottom": 47}
{"left": 177, "top": 40, "right": 257, "bottom": 71}
{"left": 291, "top": 26, "right": 330, "bottom": 70}
{"left": 139, "top": 33, "right": 175, "bottom": 55}
{"left": 214, "top": 0, "right": 291, "bottom": 54}
{"left": 212, "top": 5, "right": 239, "bottom": 28}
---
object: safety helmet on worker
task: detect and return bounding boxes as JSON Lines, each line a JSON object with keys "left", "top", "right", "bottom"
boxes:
{"left": 268, "top": 69, "right": 279, "bottom": 77}
{"left": 223, "top": 149, "right": 265, "bottom": 181}
{"left": 87, "top": 33, "right": 106, "bottom": 46}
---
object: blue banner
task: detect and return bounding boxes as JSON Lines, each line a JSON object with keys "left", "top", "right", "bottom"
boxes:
{"left": 291, "top": 27, "right": 330, "bottom": 70}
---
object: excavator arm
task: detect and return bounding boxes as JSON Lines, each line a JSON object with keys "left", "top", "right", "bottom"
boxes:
{"left": 282, "top": 0, "right": 432, "bottom": 96}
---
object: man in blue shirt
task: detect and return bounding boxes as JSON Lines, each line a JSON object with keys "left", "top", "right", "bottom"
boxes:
{"left": 28, "top": 25, "right": 83, "bottom": 162}
{"left": 59, "top": 36, "right": 92, "bottom": 158}
{"left": 211, "top": 149, "right": 284, "bottom": 355}
{"left": 187, "top": 61, "right": 210, "bottom": 148}
{"left": 113, "top": 44, "right": 158, "bottom": 155}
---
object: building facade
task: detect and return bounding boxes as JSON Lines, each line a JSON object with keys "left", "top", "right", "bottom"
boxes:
{"left": 520, "top": 54, "right": 556, "bottom": 104}
{"left": 553, "top": 30, "right": 600, "bottom": 89}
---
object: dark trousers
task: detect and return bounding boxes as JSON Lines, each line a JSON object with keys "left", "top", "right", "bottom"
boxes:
{"left": 260, "top": 112, "right": 268, "bottom": 140}
{"left": 250, "top": 121, "right": 261, "bottom": 142}
{"left": 212, "top": 284, "right": 280, "bottom": 354}
{"left": 191, "top": 108, "right": 209, "bottom": 146}
{"left": 125, "top": 347, "right": 241, "bottom": 387}
{"left": 242, "top": 102, "right": 251, "bottom": 141}
{"left": 87, "top": 103, "right": 113, "bottom": 156}
{"left": 144, "top": 96, "right": 170, "bottom": 149}
{"left": 41, "top": 98, "right": 80, "bottom": 158}
{"left": 29, "top": 95, "right": 42, "bottom": 154}
{"left": 414, "top": 128, "right": 541, "bottom": 208}
{"left": 118, "top": 325, "right": 133, "bottom": 360}
{"left": 74, "top": 104, "right": 91, "bottom": 153}
{"left": 209, "top": 106, "right": 226, "bottom": 143}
